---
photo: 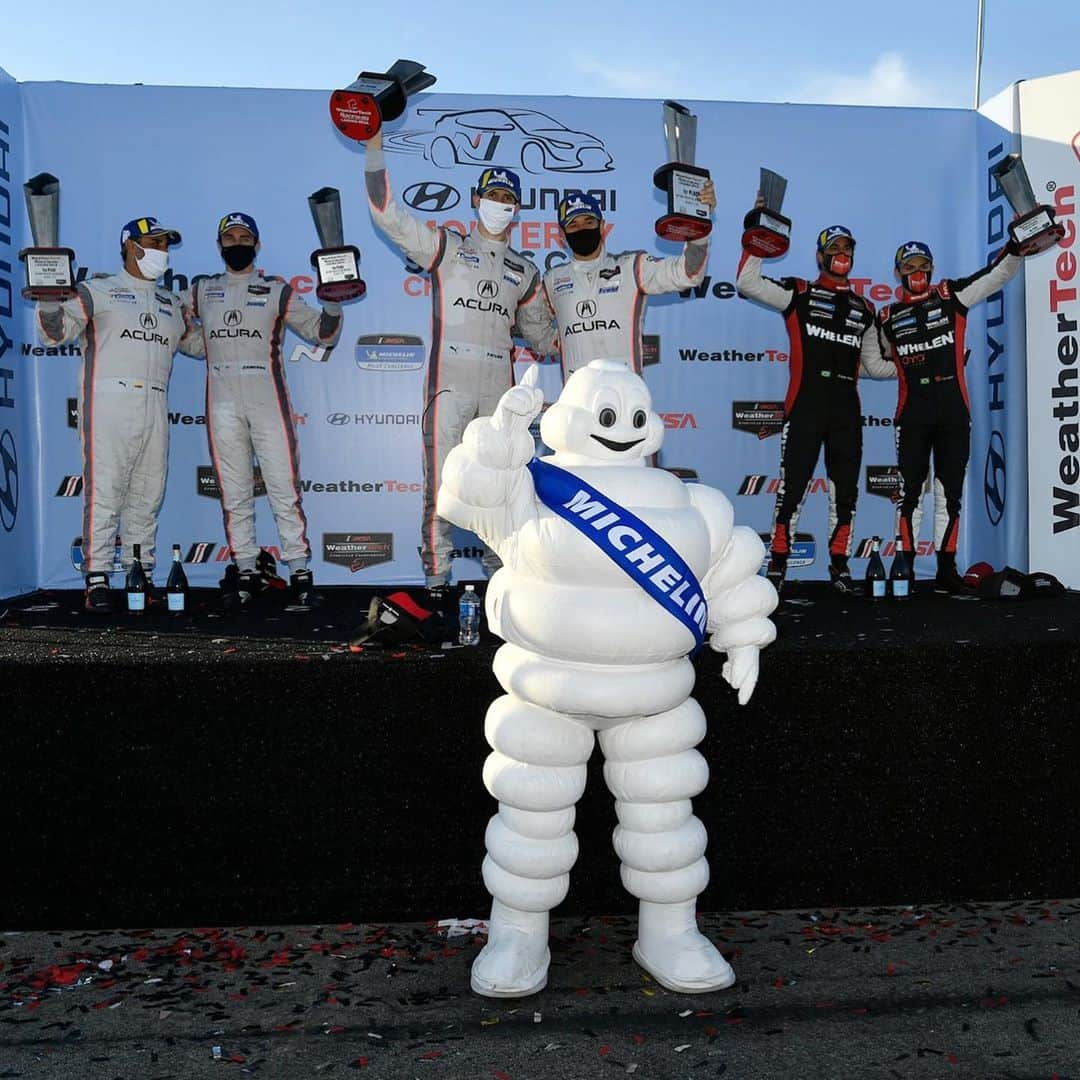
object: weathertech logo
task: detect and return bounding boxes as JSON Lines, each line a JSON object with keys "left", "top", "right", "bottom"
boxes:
{"left": 322, "top": 532, "right": 394, "bottom": 572}
{"left": 197, "top": 466, "right": 266, "bottom": 500}
{"left": 185, "top": 542, "right": 218, "bottom": 564}
{"left": 56, "top": 475, "right": 83, "bottom": 497}
{"left": 732, "top": 401, "right": 784, "bottom": 439}
{"left": 865, "top": 465, "right": 903, "bottom": 501}
{"left": 739, "top": 475, "right": 827, "bottom": 496}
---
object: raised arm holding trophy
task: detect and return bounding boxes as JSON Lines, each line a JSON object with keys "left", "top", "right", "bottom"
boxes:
{"left": 19, "top": 173, "right": 76, "bottom": 301}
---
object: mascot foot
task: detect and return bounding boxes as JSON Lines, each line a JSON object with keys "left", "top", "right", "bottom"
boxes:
{"left": 470, "top": 901, "right": 550, "bottom": 998}
{"left": 633, "top": 899, "right": 735, "bottom": 993}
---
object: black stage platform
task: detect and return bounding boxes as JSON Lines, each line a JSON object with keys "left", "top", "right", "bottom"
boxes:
{"left": 2, "top": 582, "right": 1078, "bottom": 931}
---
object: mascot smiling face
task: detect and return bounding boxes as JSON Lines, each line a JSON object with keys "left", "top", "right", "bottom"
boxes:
{"left": 540, "top": 359, "right": 665, "bottom": 464}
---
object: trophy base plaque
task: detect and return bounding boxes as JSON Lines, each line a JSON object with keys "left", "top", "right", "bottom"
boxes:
{"left": 19, "top": 246, "right": 77, "bottom": 301}
{"left": 742, "top": 208, "right": 792, "bottom": 258}
{"left": 653, "top": 163, "right": 712, "bottom": 242}
{"left": 311, "top": 246, "right": 366, "bottom": 302}
{"left": 1008, "top": 205, "right": 1061, "bottom": 255}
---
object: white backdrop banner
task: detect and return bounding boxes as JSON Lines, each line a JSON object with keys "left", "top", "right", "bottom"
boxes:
{"left": 0, "top": 72, "right": 1018, "bottom": 591}
{"left": 1018, "top": 71, "right": 1080, "bottom": 586}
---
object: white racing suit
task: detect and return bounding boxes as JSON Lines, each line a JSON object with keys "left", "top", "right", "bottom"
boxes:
{"left": 37, "top": 269, "right": 202, "bottom": 572}
{"left": 542, "top": 240, "right": 709, "bottom": 378}
{"left": 365, "top": 144, "right": 557, "bottom": 586}
{"left": 188, "top": 272, "right": 343, "bottom": 569}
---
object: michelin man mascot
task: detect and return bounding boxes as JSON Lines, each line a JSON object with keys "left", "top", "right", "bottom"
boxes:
{"left": 437, "top": 359, "right": 777, "bottom": 998}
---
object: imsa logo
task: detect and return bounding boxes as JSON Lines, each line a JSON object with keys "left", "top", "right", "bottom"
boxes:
{"left": 56, "top": 475, "right": 84, "bottom": 497}
{"left": 185, "top": 541, "right": 218, "bottom": 564}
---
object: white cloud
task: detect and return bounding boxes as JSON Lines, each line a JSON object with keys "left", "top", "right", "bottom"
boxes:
{"left": 571, "top": 55, "right": 682, "bottom": 99}
{"left": 799, "top": 52, "right": 950, "bottom": 108}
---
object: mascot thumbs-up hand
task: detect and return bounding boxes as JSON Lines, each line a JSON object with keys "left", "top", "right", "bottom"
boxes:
{"left": 437, "top": 364, "right": 545, "bottom": 553}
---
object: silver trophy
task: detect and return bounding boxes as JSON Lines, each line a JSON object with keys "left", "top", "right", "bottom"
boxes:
{"left": 18, "top": 173, "right": 77, "bottom": 300}
{"left": 329, "top": 59, "right": 437, "bottom": 142}
{"left": 991, "top": 154, "right": 1062, "bottom": 255}
{"left": 308, "top": 187, "right": 365, "bottom": 302}
{"left": 742, "top": 168, "right": 792, "bottom": 258}
{"left": 653, "top": 101, "right": 712, "bottom": 242}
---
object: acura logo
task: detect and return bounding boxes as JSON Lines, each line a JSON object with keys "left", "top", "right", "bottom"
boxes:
{"left": 477, "top": 279, "right": 498, "bottom": 299}
{"left": 224, "top": 309, "right": 243, "bottom": 327}
{"left": 984, "top": 429, "right": 1007, "bottom": 526}
{"left": 327, "top": 413, "right": 351, "bottom": 425}
{"left": 576, "top": 299, "right": 596, "bottom": 319}
{"left": 140, "top": 312, "right": 158, "bottom": 330}
{"left": 0, "top": 429, "right": 18, "bottom": 532}
{"left": 403, "top": 181, "right": 461, "bottom": 212}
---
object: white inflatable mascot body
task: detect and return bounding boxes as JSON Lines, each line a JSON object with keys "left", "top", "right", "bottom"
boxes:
{"left": 437, "top": 359, "right": 777, "bottom": 998}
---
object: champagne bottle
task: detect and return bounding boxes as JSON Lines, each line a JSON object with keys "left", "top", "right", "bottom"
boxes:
{"left": 889, "top": 537, "right": 912, "bottom": 599}
{"left": 126, "top": 543, "right": 148, "bottom": 613}
{"left": 166, "top": 544, "right": 189, "bottom": 613}
{"left": 865, "top": 537, "right": 886, "bottom": 600}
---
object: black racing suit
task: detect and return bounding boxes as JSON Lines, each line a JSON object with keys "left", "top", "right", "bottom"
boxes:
{"left": 876, "top": 252, "right": 1021, "bottom": 559}
{"left": 737, "top": 253, "right": 892, "bottom": 563}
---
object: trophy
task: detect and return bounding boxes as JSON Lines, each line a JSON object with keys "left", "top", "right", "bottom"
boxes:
{"left": 308, "top": 187, "right": 365, "bottom": 302}
{"left": 18, "top": 173, "right": 77, "bottom": 301}
{"left": 991, "top": 154, "right": 1063, "bottom": 255}
{"left": 653, "top": 101, "right": 712, "bottom": 242}
{"left": 742, "top": 168, "right": 792, "bottom": 258}
{"left": 329, "top": 59, "right": 437, "bottom": 142}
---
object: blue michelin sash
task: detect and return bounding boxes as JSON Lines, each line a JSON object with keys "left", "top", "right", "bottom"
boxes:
{"left": 527, "top": 457, "right": 708, "bottom": 653}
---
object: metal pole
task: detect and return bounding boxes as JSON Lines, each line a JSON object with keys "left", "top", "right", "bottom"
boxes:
{"left": 974, "top": 0, "right": 987, "bottom": 108}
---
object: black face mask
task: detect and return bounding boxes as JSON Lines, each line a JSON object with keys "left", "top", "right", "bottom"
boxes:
{"left": 566, "top": 227, "right": 602, "bottom": 257}
{"left": 221, "top": 244, "right": 257, "bottom": 272}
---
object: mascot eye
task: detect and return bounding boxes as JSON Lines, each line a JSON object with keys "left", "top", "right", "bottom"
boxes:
{"left": 632, "top": 410, "right": 646, "bottom": 429}
{"left": 598, "top": 407, "right": 617, "bottom": 428}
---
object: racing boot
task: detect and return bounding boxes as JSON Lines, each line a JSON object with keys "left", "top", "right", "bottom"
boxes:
{"left": 288, "top": 568, "right": 323, "bottom": 612}
{"left": 765, "top": 554, "right": 787, "bottom": 597}
{"left": 84, "top": 572, "right": 112, "bottom": 614}
{"left": 934, "top": 554, "right": 974, "bottom": 596}
{"left": 828, "top": 556, "right": 857, "bottom": 595}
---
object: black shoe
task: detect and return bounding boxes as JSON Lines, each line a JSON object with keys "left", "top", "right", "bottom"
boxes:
{"left": 237, "top": 568, "right": 266, "bottom": 606}
{"left": 84, "top": 572, "right": 111, "bottom": 614}
{"left": 765, "top": 557, "right": 787, "bottom": 596}
{"left": 288, "top": 569, "right": 323, "bottom": 611}
{"left": 934, "top": 566, "right": 975, "bottom": 595}
{"left": 828, "top": 564, "right": 857, "bottom": 594}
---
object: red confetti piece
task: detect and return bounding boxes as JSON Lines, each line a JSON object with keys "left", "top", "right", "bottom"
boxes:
{"left": 493, "top": 1072, "right": 512, "bottom": 1080}
{"left": 353, "top": 1057, "right": 369, "bottom": 1068}
{"left": 599, "top": 1045, "right": 611, "bottom": 1057}
{"left": 947, "top": 1053, "right": 959, "bottom": 1065}
{"left": 632, "top": 1034, "right": 645, "bottom": 1045}
{"left": 421, "top": 1050, "right": 443, "bottom": 1060}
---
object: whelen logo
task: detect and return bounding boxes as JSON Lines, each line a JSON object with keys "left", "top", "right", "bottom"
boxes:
{"left": 356, "top": 334, "right": 426, "bottom": 372}
{"left": 56, "top": 475, "right": 83, "bottom": 497}
{"left": 403, "top": 181, "right": 460, "bottom": 212}
{"left": 322, "top": 532, "right": 394, "bottom": 572}
{"left": 739, "top": 475, "right": 826, "bottom": 496}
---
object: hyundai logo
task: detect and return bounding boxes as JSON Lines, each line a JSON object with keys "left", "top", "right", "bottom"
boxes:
{"left": 477, "top": 279, "right": 498, "bottom": 299}
{"left": 140, "top": 312, "right": 158, "bottom": 330}
{"left": 984, "top": 429, "right": 1007, "bottom": 526}
{"left": 576, "top": 299, "right": 596, "bottom": 319}
{"left": 403, "top": 181, "right": 461, "bottom": 213}
{"left": 224, "top": 309, "right": 243, "bottom": 327}
{"left": 327, "top": 413, "right": 351, "bottom": 426}
{"left": 0, "top": 429, "right": 18, "bottom": 532}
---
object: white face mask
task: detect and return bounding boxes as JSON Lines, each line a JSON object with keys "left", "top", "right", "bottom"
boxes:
{"left": 134, "top": 243, "right": 170, "bottom": 281}
{"left": 477, "top": 197, "right": 516, "bottom": 236}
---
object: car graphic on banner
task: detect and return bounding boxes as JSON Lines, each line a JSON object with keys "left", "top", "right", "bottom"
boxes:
{"left": 383, "top": 108, "right": 614, "bottom": 174}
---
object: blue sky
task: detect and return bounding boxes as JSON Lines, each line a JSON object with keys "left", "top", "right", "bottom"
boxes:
{"left": 2, "top": 0, "right": 1078, "bottom": 109}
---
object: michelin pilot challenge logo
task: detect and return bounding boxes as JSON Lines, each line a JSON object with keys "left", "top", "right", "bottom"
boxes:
{"left": 356, "top": 334, "right": 426, "bottom": 372}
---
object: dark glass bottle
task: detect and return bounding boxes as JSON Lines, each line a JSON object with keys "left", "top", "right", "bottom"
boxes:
{"left": 166, "top": 544, "right": 189, "bottom": 613}
{"left": 889, "top": 537, "right": 912, "bottom": 599}
{"left": 865, "top": 537, "right": 886, "bottom": 600}
{"left": 126, "top": 543, "right": 149, "bottom": 613}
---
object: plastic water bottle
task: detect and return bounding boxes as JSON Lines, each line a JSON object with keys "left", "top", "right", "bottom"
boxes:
{"left": 112, "top": 535, "right": 124, "bottom": 574}
{"left": 865, "top": 537, "right": 886, "bottom": 600}
{"left": 458, "top": 585, "right": 480, "bottom": 646}
{"left": 889, "top": 538, "right": 912, "bottom": 599}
